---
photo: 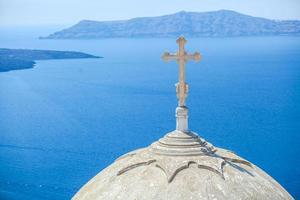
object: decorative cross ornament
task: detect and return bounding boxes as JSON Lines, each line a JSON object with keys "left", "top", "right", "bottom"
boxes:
{"left": 162, "top": 36, "right": 201, "bottom": 132}
{"left": 162, "top": 36, "right": 201, "bottom": 133}
{"left": 162, "top": 36, "right": 201, "bottom": 107}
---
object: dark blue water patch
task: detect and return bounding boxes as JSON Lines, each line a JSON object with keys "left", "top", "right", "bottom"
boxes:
{"left": 0, "top": 36, "right": 299, "bottom": 199}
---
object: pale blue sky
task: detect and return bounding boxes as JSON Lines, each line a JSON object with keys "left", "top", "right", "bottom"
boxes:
{"left": 1, "top": 0, "right": 300, "bottom": 26}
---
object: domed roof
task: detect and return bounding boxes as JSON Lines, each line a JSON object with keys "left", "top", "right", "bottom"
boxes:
{"left": 72, "top": 36, "right": 293, "bottom": 200}
{"left": 73, "top": 130, "right": 292, "bottom": 200}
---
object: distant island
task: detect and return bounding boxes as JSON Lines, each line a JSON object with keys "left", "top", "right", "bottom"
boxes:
{"left": 0, "top": 48, "right": 101, "bottom": 72}
{"left": 41, "top": 10, "right": 300, "bottom": 39}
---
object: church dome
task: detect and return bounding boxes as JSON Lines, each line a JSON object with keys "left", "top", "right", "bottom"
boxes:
{"left": 72, "top": 37, "right": 293, "bottom": 200}
{"left": 73, "top": 130, "right": 292, "bottom": 200}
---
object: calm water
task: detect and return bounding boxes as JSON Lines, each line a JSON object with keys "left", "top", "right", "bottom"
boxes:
{"left": 0, "top": 30, "right": 299, "bottom": 199}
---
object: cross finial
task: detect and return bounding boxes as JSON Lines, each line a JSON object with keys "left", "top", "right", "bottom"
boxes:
{"left": 162, "top": 36, "right": 201, "bottom": 132}
{"left": 176, "top": 36, "right": 187, "bottom": 56}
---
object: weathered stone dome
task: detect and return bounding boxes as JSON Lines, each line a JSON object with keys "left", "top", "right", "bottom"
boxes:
{"left": 73, "top": 130, "right": 293, "bottom": 200}
{"left": 72, "top": 37, "right": 293, "bottom": 200}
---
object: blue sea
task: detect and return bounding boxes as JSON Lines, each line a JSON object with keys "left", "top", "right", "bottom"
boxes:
{"left": 0, "top": 28, "right": 299, "bottom": 199}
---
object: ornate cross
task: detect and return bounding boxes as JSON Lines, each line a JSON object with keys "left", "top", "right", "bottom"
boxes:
{"left": 162, "top": 36, "right": 201, "bottom": 107}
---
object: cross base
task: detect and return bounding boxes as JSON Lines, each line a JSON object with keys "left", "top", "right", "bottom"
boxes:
{"left": 176, "top": 106, "right": 189, "bottom": 132}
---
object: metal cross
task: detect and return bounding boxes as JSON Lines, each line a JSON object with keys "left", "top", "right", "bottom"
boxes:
{"left": 162, "top": 36, "right": 201, "bottom": 107}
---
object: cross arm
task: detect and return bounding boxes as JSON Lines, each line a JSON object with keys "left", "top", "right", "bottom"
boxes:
{"left": 185, "top": 52, "right": 201, "bottom": 62}
{"left": 162, "top": 52, "right": 178, "bottom": 62}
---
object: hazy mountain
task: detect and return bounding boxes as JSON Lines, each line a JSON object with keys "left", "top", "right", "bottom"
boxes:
{"left": 42, "top": 10, "right": 300, "bottom": 39}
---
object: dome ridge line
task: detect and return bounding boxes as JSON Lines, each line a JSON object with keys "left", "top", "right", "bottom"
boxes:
{"left": 117, "top": 159, "right": 156, "bottom": 176}
{"left": 116, "top": 148, "right": 254, "bottom": 183}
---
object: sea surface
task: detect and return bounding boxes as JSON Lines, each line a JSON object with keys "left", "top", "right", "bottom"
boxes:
{"left": 0, "top": 28, "right": 299, "bottom": 199}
